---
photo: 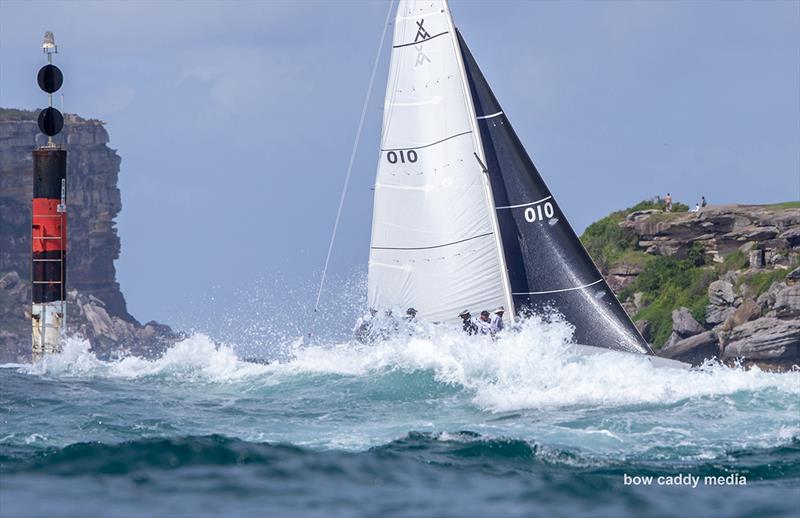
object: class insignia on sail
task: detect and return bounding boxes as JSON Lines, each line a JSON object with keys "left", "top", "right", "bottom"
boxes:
{"left": 367, "top": 0, "right": 652, "bottom": 355}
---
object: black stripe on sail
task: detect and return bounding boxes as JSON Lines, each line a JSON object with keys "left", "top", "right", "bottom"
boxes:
{"left": 371, "top": 232, "right": 493, "bottom": 251}
{"left": 393, "top": 31, "right": 449, "bottom": 48}
{"left": 381, "top": 131, "right": 472, "bottom": 152}
{"left": 456, "top": 29, "right": 652, "bottom": 355}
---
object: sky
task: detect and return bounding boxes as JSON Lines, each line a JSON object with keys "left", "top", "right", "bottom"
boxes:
{"left": 1, "top": 0, "right": 799, "bottom": 330}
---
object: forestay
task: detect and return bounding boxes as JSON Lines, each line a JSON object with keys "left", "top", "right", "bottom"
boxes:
{"left": 368, "top": 0, "right": 509, "bottom": 323}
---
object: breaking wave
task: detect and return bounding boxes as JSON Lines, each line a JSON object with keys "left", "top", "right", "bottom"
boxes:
{"left": 13, "top": 315, "right": 800, "bottom": 414}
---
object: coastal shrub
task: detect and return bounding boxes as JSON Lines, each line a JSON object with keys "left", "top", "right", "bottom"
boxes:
{"left": 628, "top": 199, "right": 662, "bottom": 212}
{"left": 615, "top": 250, "right": 652, "bottom": 268}
{"left": 687, "top": 242, "right": 707, "bottom": 267}
{"left": 739, "top": 269, "right": 788, "bottom": 298}
{"left": 620, "top": 250, "right": 787, "bottom": 347}
{"left": 621, "top": 256, "right": 714, "bottom": 347}
{"left": 581, "top": 213, "right": 636, "bottom": 271}
{"left": 720, "top": 250, "right": 749, "bottom": 274}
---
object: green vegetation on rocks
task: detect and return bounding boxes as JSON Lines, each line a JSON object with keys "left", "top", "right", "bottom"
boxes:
{"left": 619, "top": 251, "right": 714, "bottom": 347}
{"left": 720, "top": 250, "right": 749, "bottom": 274}
{"left": 582, "top": 198, "right": 688, "bottom": 271}
{"left": 738, "top": 269, "right": 788, "bottom": 299}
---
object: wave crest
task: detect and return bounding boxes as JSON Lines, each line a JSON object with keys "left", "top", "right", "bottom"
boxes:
{"left": 13, "top": 315, "right": 800, "bottom": 413}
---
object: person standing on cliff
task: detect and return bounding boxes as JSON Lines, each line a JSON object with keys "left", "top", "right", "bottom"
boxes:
{"left": 701, "top": 196, "right": 707, "bottom": 208}
{"left": 664, "top": 193, "right": 673, "bottom": 212}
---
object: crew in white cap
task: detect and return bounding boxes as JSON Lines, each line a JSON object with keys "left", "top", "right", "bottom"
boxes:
{"left": 490, "top": 306, "right": 505, "bottom": 334}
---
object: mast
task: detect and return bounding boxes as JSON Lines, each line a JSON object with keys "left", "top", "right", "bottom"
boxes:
{"left": 441, "top": 0, "right": 514, "bottom": 316}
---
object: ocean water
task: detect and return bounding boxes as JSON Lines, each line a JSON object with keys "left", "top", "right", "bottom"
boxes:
{"left": 1, "top": 317, "right": 799, "bottom": 517}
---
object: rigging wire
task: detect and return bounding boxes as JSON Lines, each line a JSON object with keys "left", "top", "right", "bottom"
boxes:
{"left": 312, "top": 0, "right": 394, "bottom": 315}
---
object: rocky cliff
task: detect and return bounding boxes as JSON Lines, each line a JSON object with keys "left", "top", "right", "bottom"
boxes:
{"left": 0, "top": 109, "right": 178, "bottom": 362}
{"left": 582, "top": 200, "right": 800, "bottom": 370}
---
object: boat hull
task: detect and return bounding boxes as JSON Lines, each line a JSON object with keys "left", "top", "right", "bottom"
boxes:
{"left": 573, "top": 343, "right": 691, "bottom": 370}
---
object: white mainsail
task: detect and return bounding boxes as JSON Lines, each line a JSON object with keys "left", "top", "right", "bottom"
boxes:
{"left": 367, "top": 0, "right": 511, "bottom": 323}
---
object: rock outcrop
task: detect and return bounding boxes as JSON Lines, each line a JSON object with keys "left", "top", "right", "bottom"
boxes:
{"left": 606, "top": 262, "right": 645, "bottom": 293}
{"left": 659, "top": 331, "right": 719, "bottom": 365}
{"left": 663, "top": 307, "right": 704, "bottom": 349}
{"left": 622, "top": 204, "right": 800, "bottom": 265}
{"left": 604, "top": 203, "right": 800, "bottom": 370}
{"left": 706, "top": 280, "right": 740, "bottom": 326}
{"left": 0, "top": 110, "right": 178, "bottom": 362}
{"left": 722, "top": 318, "right": 800, "bottom": 367}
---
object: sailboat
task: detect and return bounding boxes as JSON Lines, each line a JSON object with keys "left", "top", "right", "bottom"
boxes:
{"left": 367, "top": 0, "right": 679, "bottom": 363}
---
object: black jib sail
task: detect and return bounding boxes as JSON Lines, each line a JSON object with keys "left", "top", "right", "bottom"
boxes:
{"left": 456, "top": 29, "right": 652, "bottom": 355}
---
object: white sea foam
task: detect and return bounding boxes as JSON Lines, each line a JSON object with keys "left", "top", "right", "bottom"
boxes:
{"left": 279, "top": 316, "right": 799, "bottom": 412}
{"left": 20, "top": 315, "right": 800, "bottom": 416}
{"left": 23, "top": 334, "right": 270, "bottom": 383}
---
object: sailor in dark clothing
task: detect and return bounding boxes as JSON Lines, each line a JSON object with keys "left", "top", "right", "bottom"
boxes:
{"left": 459, "top": 310, "right": 478, "bottom": 335}
{"left": 403, "top": 307, "right": 419, "bottom": 335}
{"left": 353, "top": 307, "right": 378, "bottom": 343}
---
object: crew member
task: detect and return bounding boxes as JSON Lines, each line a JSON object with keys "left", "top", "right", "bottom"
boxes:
{"left": 403, "top": 307, "right": 419, "bottom": 335}
{"left": 477, "top": 310, "right": 493, "bottom": 335}
{"left": 459, "top": 310, "right": 478, "bottom": 335}
{"left": 375, "top": 308, "right": 400, "bottom": 340}
{"left": 490, "top": 307, "right": 505, "bottom": 334}
{"left": 353, "top": 308, "right": 377, "bottom": 343}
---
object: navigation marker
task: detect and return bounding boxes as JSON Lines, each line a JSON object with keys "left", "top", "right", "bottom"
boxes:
{"left": 31, "top": 31, "right": 67, "bottom": 360}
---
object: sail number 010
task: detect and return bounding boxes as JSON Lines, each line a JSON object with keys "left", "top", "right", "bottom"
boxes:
{"left": 524, "top": 202, "right": 555, "bottom": 223}
{"left": 386, "top": 150, "right": 418, "bottom": 164}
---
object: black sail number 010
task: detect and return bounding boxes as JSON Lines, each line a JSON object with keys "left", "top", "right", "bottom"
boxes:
{"left": 386, "top": 150, "right": 418, "bottom": 164}
{"left": 524, "top": 201, "right": 555, "bottom": 223}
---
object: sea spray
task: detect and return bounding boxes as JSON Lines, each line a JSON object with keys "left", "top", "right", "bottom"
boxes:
{"left": 16, "top": 317, "right": 800, "bottom": 414}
